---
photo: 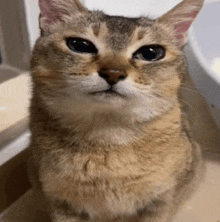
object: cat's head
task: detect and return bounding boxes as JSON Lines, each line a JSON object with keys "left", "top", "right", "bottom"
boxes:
{"left": 31, "top": 0, "right": 204, "bottom": 123}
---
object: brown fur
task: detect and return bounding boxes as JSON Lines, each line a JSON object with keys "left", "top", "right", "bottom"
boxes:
{"left": 29, "top": 0, "right": 204, "bottom": 221}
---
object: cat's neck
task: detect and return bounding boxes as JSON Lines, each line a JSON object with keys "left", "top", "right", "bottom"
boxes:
{"left": 31, "top": 94, "right": 182, "bottom": 147}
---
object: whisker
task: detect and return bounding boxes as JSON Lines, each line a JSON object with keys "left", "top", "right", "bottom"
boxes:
{"left": 179, "top": 85, "right": 212, "bottom": 103}
{"left": 179, "top": 86, "right": 202, "bottom": 95}
{"left": 149, "top": 92, "right": 200, "bottom": 121}
{"left": 177, "top": 97, "right": 200, "bottom": 120}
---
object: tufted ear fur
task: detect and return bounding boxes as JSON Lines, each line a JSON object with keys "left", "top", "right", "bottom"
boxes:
{"left": 156, "top": 0, "right": 204, "bottom": 47}
{"left": 39, "top": 0, "right": 89, "bottom": 33}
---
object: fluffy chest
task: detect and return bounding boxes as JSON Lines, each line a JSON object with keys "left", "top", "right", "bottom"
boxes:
{"left": 39, "top": 146, "right": 176, "bottom": 218}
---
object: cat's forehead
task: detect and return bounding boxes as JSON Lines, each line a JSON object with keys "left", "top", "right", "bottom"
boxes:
{"left": 65, "top": 11, "right": 155, "bottom": 50}
{"left": 95, "top": 14, "right": 151, "bottom": 32}
{"left": 88, "top": 11, "right": 153, "bottom": 31}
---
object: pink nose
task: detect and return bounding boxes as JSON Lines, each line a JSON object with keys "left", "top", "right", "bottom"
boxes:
{"left": 98, "top": 68, "right": 127, "bottom": 85}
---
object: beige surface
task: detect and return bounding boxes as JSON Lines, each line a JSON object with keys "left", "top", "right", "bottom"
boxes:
{"left": 0, "top": 73, "right": 31, "bottom": 132}
{"left": 174, "top": 159, "right": 220, "bottom": 222}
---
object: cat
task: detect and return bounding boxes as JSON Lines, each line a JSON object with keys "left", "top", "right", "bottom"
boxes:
{"left": 28, "top": 0, "right": 205, "bottom": 221}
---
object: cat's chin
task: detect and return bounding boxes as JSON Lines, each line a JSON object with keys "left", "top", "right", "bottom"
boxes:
{"left": 88, "top": 89, "right": 127, "bottom": 103}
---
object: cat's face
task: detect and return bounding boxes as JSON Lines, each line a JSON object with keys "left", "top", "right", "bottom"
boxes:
{"left": 32, "top": 0, "right": 204, "bottom": 123}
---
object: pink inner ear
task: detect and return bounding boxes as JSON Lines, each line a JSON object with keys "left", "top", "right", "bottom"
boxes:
{"left": 173, "top": 20, "right": 192, "bottom": 44}
{"left": 175, "top": 34, "right": 184, "bottom": 40}
{"left": 39, "top": 0, "right": 68, "bottom": 30}
{"left": 187, "top": 10, "right": 200, "bottom": 19}
{"left": 158, "top": 1, "right": 204, "bottom": 46}
{"left": 39, "top": 0, "right": 57, "bottom": 19}
{"left": 174, "top": 9, "right": 200, "bottom": 35}
{"left": 174, "top": 21, "right": 192, "bottom": 34}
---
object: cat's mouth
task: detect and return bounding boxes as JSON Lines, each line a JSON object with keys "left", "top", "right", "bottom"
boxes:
{"left": 89, "top": 88, "right": 125, "bottom": 98}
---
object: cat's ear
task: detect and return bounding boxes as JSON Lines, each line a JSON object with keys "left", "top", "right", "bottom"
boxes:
{"left": 39, "top": 0, "right": 89, "bottom": 33}
{"left": 155, "top": 0, "right": 204, "bottom": 47}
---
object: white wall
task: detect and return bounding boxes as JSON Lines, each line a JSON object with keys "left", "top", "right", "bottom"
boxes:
{"left": 23, "top": 0, "right": 40, "bottom": 48}
{"left": 85, "top": 0, "right": 218, "bottom": 17}
{"left": 85, "top": 0, "right": 182, "bottom": 18}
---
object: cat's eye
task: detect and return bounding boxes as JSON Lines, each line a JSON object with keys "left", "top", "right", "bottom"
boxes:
{"left": 66, "top": 38, "right": 98, "bottom": 54}
{"left": 133, "top": 45, "right": 165, "bottom": 61}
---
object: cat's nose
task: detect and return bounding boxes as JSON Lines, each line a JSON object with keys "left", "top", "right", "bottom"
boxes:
{"left": 98, "top": 68, "right": 127, "bottom": 85}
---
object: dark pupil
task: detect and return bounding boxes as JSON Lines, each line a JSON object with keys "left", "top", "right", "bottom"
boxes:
{"left": 142, "top": 48, "right": 158, "bottom": 60}
{"left": 67, "top": 38, "right": 97, "bottom": 54}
